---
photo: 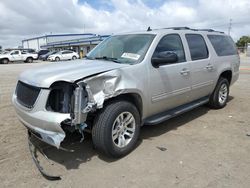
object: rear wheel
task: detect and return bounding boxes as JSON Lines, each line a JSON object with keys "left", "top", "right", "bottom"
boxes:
{"left": 92, "top": 101, "right": 140, "bottom": 158}
{"left": 208, "top": 77, "right": 229, "bottom": 109}
{"left": 26, "top": 57, "right": 33, "bottom": 63}
{"left": 55, "top": 57, "right": 60, "bottom": 62}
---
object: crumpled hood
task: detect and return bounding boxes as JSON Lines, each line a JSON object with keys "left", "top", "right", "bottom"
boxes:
{"left": 19, "top": 59, "right": 129, "bottom": 88}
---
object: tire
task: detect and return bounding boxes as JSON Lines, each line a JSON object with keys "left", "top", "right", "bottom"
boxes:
{"left": 72, "top": 56, "right": 77, "bottom": 60}
{"left": 26, "top": 57, "right": 33, "bottom": 63}
{"left": 2, "top": 58, "right": 9, "bottom": 64}
{"left": 208, "top": 77, "right": 229, "bottom": 109}
{"left": 92, "top": 100, "right": 140, "bottom": 158}
{"left": 55, "top": 57, "right": 60, "bottom": 62}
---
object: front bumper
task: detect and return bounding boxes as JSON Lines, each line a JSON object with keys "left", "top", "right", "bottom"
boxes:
{"left": 47, "top": 57, "right": 55, "bottom": 61}
{"left": 12, "top": 89, "right": 70, "bottom": 148}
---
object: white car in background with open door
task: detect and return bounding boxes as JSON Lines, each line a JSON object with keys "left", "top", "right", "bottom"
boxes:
{"left": 47, "top": 50, "right": 79, "bottom": 61}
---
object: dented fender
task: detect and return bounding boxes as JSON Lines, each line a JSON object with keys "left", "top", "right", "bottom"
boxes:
{"left": 73, "top": 69, "right": 145, "bottom": 124}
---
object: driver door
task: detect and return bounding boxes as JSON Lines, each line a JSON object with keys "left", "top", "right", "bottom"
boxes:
{"left": 11, "top": 51, "right": 22, "bottom": 61}
{"left": 148, "top": 34, "right": 192, "bottom": 116}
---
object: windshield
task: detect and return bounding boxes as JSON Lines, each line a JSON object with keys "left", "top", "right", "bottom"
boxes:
{"left": 87, "top": 34, "right": 155, "bottom": 64}
{"left": 47, "top": 51, "right": 56, "bottom": 55}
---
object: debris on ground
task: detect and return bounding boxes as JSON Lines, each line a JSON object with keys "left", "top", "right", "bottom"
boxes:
{"left": 28, "top": 133, "right": 62, "bottom": 181}
{"left": 156, "top": 146, "right": 167, "bottom": 151}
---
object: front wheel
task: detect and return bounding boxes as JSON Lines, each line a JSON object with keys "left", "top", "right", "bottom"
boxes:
{"left": 55, "top": 57, "right": 60, "bottom": 62}
{"left": 92, "top": 101, "right": 140, "bottom": 158}
{"left": 208, "top": 78, "right": 229, "bottom": 109}
{"left": 2, "top": 58, "right": 9, "bottom": 64}
{"left": 72, "top": 56, "right": 77, "bottom": 60}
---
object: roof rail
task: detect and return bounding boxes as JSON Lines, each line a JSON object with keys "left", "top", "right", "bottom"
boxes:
{"left": 195, "top": 29, "right": 224, "bottom": 34}
{"left": 146, "top": 26, "right": 224, "bottom": 34}
{"left": 163, "top": 27, "right": 191, "bottom": 30}
{"left": 195, "top": 29, "right": 215, "bottom": 32}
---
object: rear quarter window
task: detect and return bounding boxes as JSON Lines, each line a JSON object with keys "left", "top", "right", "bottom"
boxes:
{"left": 207, "top": 35, "right": 237, "bottom": 56}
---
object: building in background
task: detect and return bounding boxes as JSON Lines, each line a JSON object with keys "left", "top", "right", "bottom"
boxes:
{"left": 41, "top": 34, "right": 109, "bottom": 58}
{"left": 22, "top": 33, "right": 109, "bottom": 58}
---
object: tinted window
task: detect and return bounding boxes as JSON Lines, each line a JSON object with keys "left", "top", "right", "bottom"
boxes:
{"left": 153, "top": 34, "right": 186, "bottom": 63}
{"left": 63, "top": 51, "right": 73, "bottom": 54}
{"left": 186, "top": 34, "right": 209, "bottom": 60}
{"left": 208, "top": 35, "right": 237, "bottom": 56}
{"left": 11, "top": 51, "right": 19, "bottom": 55}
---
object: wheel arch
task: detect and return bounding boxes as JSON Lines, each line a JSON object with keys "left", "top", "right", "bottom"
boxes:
{"left": 219, "top": 69, "right": 232, "bottom": 85}
{"left": 26, "top": 56, "right": 33, "bottom": 60}
{"left": 103, "top": 92, "right": 143, "bottom": 119}
{"left": 1, "top": 58, "right": 9, "bottom": 62}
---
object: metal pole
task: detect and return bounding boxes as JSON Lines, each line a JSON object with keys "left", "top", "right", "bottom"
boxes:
{"left": 228, "top": 18, "right": 232, "bottom": 35}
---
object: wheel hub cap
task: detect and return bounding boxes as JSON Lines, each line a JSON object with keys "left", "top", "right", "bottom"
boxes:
{"left": 112, "top": 112, "right": 136, "bottom": 148}
{"left": 218, "top": 83, "right": 228, "bottom": 104}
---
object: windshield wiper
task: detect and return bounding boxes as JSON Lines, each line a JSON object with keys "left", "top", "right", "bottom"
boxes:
{"left": 94, "top": 56, "right": 121, "bottom": 63}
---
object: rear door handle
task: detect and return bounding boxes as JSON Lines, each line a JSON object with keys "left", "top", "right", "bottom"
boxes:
{"left": 206, "top": 64, "right": 214, "bottom": 71}
{"left": 180, "top": 69, "right": 190, "bottom": 76}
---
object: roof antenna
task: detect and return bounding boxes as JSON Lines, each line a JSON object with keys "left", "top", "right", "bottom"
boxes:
{"left": 147, "top": 26, "right": 152, "bottom": 31}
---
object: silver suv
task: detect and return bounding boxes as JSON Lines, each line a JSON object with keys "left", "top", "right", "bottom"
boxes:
{"left": 13, "top": 27, "right": 240, "bottom": 158}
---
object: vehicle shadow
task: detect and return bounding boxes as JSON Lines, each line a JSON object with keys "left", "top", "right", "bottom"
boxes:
{"left": 41, "top": 96, "right": 234, "bottom": 171}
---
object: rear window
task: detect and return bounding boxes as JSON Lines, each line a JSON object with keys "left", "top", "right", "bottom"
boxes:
{"left": 186, "top": 34, "right": 209, "bottom": 61}
{"left": 207, "top": 35, "right": 237, "bottom": 56}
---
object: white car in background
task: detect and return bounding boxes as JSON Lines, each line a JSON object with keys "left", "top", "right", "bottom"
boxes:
{"left": 47, "top": 50, "right": 79, "bottom": 61}
{"left": 0, "top": 50, "right": 38, "bottom": 64}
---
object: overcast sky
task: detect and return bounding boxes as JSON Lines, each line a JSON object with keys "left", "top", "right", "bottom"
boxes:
{"left": 0, "top": 0, "right": 250, "bottom": 48}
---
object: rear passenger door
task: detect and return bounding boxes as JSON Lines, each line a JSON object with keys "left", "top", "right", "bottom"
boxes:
{"left": 61, "top": 51, "right": 68, "bottom": 60}
{"left": 185, "top": 34, "right": 216, "bottom": 101}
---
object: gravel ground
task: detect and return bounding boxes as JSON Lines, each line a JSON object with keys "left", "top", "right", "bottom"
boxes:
{"left": 0, "top": 58, "right": 250, "bottom": 188}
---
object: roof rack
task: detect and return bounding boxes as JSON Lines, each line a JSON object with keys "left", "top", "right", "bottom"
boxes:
{"left": 196, "top": 29, "right": 215, "bottom": 32}
{"left": 195, "top": 29, "right": 224, "bottom": 34}
{"left": 160, "top": 27, "right": 191, "bottom": 30}
{"left": 147, "top": 26, "right": 224, "bottom": 34}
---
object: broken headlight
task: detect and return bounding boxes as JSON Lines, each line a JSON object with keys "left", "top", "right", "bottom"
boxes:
{"left": 46, "top": 82, "right": 76, "bottom": 113}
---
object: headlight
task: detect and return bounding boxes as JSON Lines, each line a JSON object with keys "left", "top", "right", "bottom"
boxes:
{"left": 46, "top": 82, "right": 76, "bottom": 113}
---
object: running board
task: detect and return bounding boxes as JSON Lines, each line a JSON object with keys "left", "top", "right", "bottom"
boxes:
{"left": 144, "top": 97, "right": 209, "bottom": 125}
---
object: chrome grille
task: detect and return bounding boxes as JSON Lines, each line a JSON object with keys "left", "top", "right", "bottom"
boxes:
{"left": 16, "top": 81, "right": 40, "bottom": 108}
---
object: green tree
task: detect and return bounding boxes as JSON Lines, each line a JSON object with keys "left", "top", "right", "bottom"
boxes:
{"left": 236, "top": 36, "right": 250, "bottom": 47}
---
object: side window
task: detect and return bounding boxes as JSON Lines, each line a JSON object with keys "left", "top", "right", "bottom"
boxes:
{"left": 186, "top": 34, "right": 209, "bottom": 60}
{"left": 207, "top": 35, "right": 237, "bottom": 56}
{"left": 153, "top": 34, "right": 186, "bottom": 63}
{"left": 11, "top": 51, "right": 19, "bottom": 55}
{"left": 62, "top": 51, "right": 66, "bottom": 54}
{"left": 64, "top": 51, "right": 72, "bottom": 54}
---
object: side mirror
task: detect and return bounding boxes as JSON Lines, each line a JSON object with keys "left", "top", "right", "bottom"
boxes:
{"left": 151, "top": 51, "right": 178, "bottom": 68}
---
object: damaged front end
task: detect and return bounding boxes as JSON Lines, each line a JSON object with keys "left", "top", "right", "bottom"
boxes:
{"left": 13, "top": 69, "right": 127, "bottom": 154}
{"left": 13, "top": 70, "right": 126, "bottom": 180}
{"left": 23, "top": 70, "right": 123, "bottom": 149}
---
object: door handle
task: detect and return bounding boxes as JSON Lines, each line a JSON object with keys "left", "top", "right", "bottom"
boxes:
{"left": 205, "top": 64, "right": 214, "bottom": 71}
{"left": 180, "top": 69, "right": 190, "bottom": 76}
